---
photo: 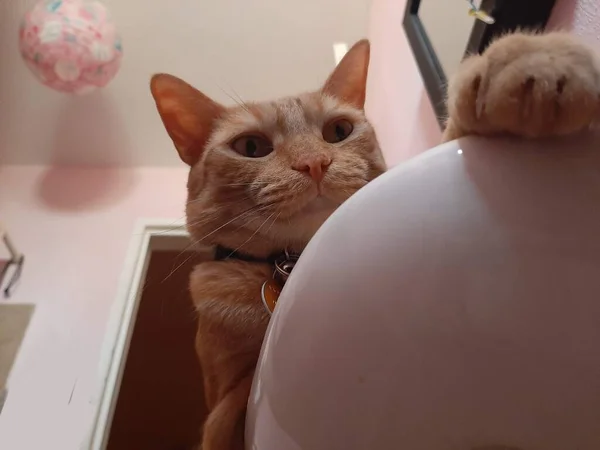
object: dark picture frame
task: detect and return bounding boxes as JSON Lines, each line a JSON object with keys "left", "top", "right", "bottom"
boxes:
{"left": 0, "top": 231, "right": 24, "bottom": 298}
{"left": 403, "top": 0, "right": 557, "bottom": 127}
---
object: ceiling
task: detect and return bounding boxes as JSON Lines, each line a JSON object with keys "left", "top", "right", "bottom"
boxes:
{"left": 0, "top": 0, "right": 371, "bottom": 166}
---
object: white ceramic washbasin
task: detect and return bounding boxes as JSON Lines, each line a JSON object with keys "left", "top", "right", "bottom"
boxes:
{"left": 246, "top": 132, "right": 600, "bottom": 450}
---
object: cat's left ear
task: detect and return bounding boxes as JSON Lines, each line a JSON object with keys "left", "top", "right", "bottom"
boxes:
{"left": 322, "top": 39, "right": 370, "bottom": 109}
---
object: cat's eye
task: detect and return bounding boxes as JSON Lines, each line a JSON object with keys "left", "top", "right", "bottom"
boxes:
{"left": 322, "top": 118, "right": 353, "bottom": 143}
{"left": 230, "top": 135, "right": 273, "bottom": 158}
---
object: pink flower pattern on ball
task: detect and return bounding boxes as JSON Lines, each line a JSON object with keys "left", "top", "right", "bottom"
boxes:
{"left": 20, "top": 0, "right": 123, "bottom": 94}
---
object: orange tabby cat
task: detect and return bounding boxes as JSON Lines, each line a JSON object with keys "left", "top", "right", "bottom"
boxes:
{"left": 150, "top": 40, "right": 385, "bottom": 450}
{"left": 150, "top": 32, "right": 600, "bottom": 450}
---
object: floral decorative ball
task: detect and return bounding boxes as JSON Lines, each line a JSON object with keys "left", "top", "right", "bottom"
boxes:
{"left": 19, "top": 0, "right": 123, "bottom": 95}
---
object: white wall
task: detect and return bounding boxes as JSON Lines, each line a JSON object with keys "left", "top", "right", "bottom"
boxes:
{"left": 0, "top": 0, "right": 370, "bottom": 166}
{"left": 419, "top": 0, "right": 477, "bottom": 79}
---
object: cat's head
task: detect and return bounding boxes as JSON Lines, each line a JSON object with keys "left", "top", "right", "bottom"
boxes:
{"left": 150, "top": 40, "right": 385, "bottom": 257}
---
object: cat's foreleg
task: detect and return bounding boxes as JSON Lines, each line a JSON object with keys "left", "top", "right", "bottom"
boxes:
{"left": 443, "top": 32, "right": 600, "bottom": 142}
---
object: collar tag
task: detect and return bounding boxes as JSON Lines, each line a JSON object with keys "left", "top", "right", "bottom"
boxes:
{"left": 261, "top": 250, "right": 300, "bottom": 315}
{"left": 261, "top": 278, "right": 281, "bottom": 314}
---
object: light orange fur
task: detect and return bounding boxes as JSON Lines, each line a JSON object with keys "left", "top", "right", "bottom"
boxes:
{"left": 151, "top": 40, "right": 385, "bottom": 450}
{"left": 150, "top": 31, "right": 600, "bottom": 450}
{"left": 444, "top": 32, "right": 600, "bottom": 142}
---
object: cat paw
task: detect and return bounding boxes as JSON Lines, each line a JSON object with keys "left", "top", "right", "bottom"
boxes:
{"left": 444, "top": 32, "right": 600, "bottom": 141}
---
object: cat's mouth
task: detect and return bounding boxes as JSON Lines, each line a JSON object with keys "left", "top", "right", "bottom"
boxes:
{"left": 267, "top": 184, "right": 344, "bottom": 223}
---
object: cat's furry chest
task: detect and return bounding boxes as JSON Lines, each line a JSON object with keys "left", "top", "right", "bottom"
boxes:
{"left": 190, "top": 260, "right": 272, "bottom": 338}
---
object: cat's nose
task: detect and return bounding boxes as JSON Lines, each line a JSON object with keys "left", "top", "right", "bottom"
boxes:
{"left": 292, "top": 155, "right": 332, "bottom": 183}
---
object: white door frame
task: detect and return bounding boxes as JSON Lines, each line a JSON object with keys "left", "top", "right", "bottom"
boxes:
{"left": 83, "top": 219, "right": 193, "bottom": 450}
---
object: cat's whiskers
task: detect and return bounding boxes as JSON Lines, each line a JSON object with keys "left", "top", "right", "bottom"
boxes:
{"left": 185, "top": 201, "right": 246, "bottom": 227}
{"left": 133, "top": 215, "right": 188, "bottom": 236}
{"left": 218, "top": 85, "right": 251, "bottom": 114}
{"left": 228, "top": 85, "right": 251, "bottom": 111}
{"left": 189, "top": 203, "right": 267, "bottom": 246}
{"left": 219, "top": 81, "right": 252, "bottom": 113}
{"left": 162, "top": 203, "right": 272, "bottom": 282}
{"left": 184, "top": 199, "right": 261, "bottom": 233}
{"left": 162, "top": 251, "right": 200, "bottom": 284}
{"left": 221, "top": 182, "right": 270, "bottom": 187}
{"left": 263, "top": 212, "right": 282, "bottom": 236}
{"left": 185, "top": 198, "right": 274, "bottom": 238}
{"left": 230, "top": 202, "right": 279, "bottom": 233}
{"left": 225, "top": 212, "right": 276, "bottom": 258}
{"left": 230, "top": 212, "right": 261, "bottom": 234}
{"left": 186, "top": 193, "right": 258, "bottom": 209}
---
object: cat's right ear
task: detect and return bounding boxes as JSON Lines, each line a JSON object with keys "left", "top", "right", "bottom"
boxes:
{"left": 150, "top": 74, "right": 225, "bottom": 166}
{"left": 322, "top": 39, "right": 370, "bottom": 109}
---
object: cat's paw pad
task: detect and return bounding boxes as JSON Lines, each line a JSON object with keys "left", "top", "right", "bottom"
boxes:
{"left": 447, "top": 32, "right": 600, "bottom": 138}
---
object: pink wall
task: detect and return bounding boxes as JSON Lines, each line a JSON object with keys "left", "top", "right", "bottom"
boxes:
{"left": 366, "top": 0, "right": 442, "bottom": 166}
{"left": 0, "top": 166, "right": 188, "bottom": 448}
{"left": 1, "top": 0, "right": 598, "bottom": 448}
